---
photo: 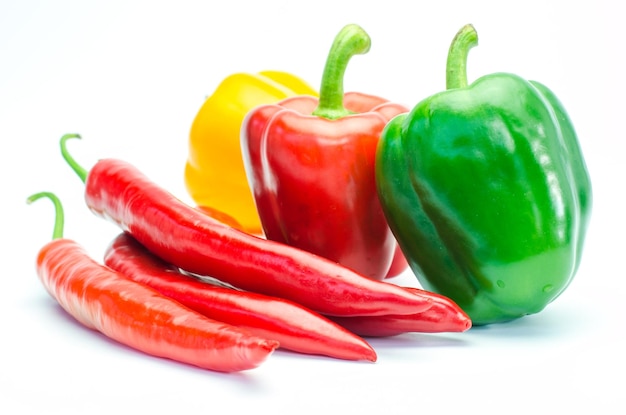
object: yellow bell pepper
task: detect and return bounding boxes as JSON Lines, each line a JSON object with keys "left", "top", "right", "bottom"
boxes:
{"left": 184, "top": 71, "right": 318, "bottom": 234}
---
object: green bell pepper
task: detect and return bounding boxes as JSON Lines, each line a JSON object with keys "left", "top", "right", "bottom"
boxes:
{"left": 375, "top": 24, "right": 592, "bottom": 325}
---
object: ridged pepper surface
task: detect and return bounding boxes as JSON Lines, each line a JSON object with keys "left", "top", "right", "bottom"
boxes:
{"left": 376, "top": 25, "right": 592, "bottom": 325}
{"left": 241, "top": 24, "right": 408, "bottom": 280}
{"left": 185, "top": 71, "right": 317, "bottom": 234}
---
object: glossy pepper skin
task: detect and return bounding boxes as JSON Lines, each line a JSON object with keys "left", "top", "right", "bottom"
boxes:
{"left": 376, "top": 24, "right": 592, "bottom": 325}
{"left": 28, "top": 192, "right": 277, "bottom": 373}
{"left": 241, "top": 24, "right": 408, "bottom": 281}
{"left": 61, "top": 134, "right": 433, "bottom": 318}
{"left": 328, "top": 287, "right": 471, "bottom": 337}
{"left": 185, "top": 71, "right": 317, "bottom": 234}
{"left": 104, "top": 232, "right": 377, "bottom": 362}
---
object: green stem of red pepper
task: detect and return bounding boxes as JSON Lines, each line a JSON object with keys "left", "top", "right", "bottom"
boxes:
{"left": 312, "top": 24, "right": 371, "bottom": 120}
{"left": 60, "top": 133, "right": 88, "bottom": 182}
{"left": 445, "top": 24, "right": 478, "bottom": 90}
{"left": 27, "top": 192, "right": 64, "bottom": 239}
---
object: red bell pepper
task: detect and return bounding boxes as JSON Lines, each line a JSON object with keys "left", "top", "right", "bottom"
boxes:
{"left": 241, "top": 24, "right": 408, "bottom": 281}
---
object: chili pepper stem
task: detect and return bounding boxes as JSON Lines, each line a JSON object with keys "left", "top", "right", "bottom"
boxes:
{"left": 446, "top": 24, "right": 478, "bottom": 90}
{"left": 312, "top": 24, "right": 371, "bottom": 120}
{"left": 27, "top": 192, "right": 64, "bottom": 240}
{"left": 60, "top": 133, "right": 88, "bottom": 183}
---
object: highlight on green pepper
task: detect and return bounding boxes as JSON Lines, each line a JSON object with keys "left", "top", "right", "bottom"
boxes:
{"left": 375, "top": 24, "right": 592, "bottom": 326}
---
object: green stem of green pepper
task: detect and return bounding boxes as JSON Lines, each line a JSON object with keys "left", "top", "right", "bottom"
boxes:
{"left": 446, "top": 24, "right": 479, "bottom": 90}
{"left": 27, "top": 191, "right": 64, "bottom": 240}
{"left": 312, "top": 24, "right": 371, "bottom": 120}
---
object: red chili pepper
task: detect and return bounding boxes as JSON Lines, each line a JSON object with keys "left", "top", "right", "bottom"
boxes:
{"left": 328, "top": 288, "right": 472, "bottom": 337}
{"left": 27, "top": 191, "right": 278, "bottom": 372}
{"left": 199, "top": 203, "right": 406, "bottom": 278}
{"left": 241, "top": 24, "right": 408, "bottom": 281}
{"left": 60, "top": 134, "right": 433, "bottom": 317}
{"left": 104, "top": 232, "right": 377, "bottom": 361}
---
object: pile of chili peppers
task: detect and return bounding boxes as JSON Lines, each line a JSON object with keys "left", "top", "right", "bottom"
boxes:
{"left": 28, "top": 23, "right": 590, "bottom": 373}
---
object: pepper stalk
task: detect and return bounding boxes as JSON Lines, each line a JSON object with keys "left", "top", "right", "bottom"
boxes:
{"left": 313, "top": 24, "right": 371, "bottom": 120}
{"left": 446, "top": 24, "right": 479, "bottom": 90}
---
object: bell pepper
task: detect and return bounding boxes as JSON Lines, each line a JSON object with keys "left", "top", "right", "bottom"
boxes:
{"left": 184, "top": 70, "right": 318, "bottom": 234}
{"left": 241, "top": 24, "right": 408, "bottom": 281}
{"left": 375, "top": 24, "right": 592, "bottom": 325}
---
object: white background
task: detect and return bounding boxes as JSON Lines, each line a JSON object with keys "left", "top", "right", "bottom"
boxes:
{"left": 1, "top": 1, "right": 624, "bottom": 413}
